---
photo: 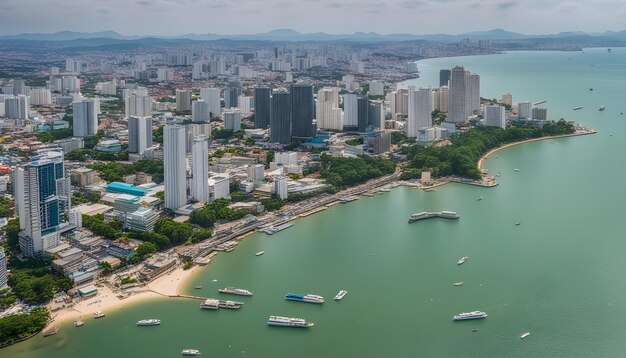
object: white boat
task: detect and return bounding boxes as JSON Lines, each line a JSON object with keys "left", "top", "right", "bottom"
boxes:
{"left": 136, "top": 319, "right": 161, "bottom": 326}
{"left": 285, "top": 293, "right": 324, "bottom": 304}
{"left": 514, "top": 169, "right": 520, "bottom": 172}
{"left": 267, "top": 315, "right": 314, "bottom": 328}
{"left": 219, "top": 287, "right": 253, "bottom": 296}
{"left": 74, "top": 320, "right": 84, "bottom": 327}
{"left": 43, "top": 327, "right": 59, "bottom": 337}
{"left": 453, "top": 311, "right": 488, "bottom": 321}
{"left": 457, "top": 256, "right": 469, "bottom": 265}
{"left": 477, "top": 197, "right": 483, "bottom": 201}
{"left": 520, "top": 332, "right": 530, "bottom": 339}
{"left": 334, "top": 290, "right": 348, "bottom": 300}
{"left": 182, "top": 348, "right": 202, "bottom": 356}
{"left": 93, "top": 310, "right": 105, "bottom": 319}
{"left": 255, "top": 251, "right": 264, "bottom": 256}
{"left": 453, "top": 282, "right": 464, "bottom": 286}
{"left": 599, "top": 106, "right": 606, "bottom": 111}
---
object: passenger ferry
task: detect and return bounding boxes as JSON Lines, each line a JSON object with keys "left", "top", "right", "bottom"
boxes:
{"left": 267, "top": 316, "right": 314, "bottom": 328}
{"left": 334, "top": 290, "right": 348, "bottom": 300}
{"left": 137, "top": 319, "right": 161, "bottom": 326}
{"left": 219, "top": 287, "right": 253, "bottom": 296}
{"left": 181, "top": 348, "right": 202, "bottom": 356}
{"left": 285, "top": 293, "right": 324, "bottom": 304}
{"left": 453, "top": 311, "right": 488, "bottom": 321}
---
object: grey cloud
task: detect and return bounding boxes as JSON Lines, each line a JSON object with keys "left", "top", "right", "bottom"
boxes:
{"left": 497, "top": 1, "right": 517, "bottom": 9}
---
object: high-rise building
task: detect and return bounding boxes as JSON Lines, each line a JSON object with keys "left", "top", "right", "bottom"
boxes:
{"left": 224, "top": 108, "right": 242, "bottom": 132}
{"left": 274, "top": 175, "right": 288, "bottom": 199}
{"left": 517, "top": 101, "right": 532, "bottom": 120}
{"left": 501, "top": 93, "right": 513, "bottom": 106}
{"left": 0, "top": 247, "right": 7, "bottom": 289}
{"left": 390, "top": 89, "right": 408, "bottom": 120}
{"left": 238, "top": 96, "right": 253, "bottom": 117}
{"left": 438, "top": 86, "right": 449, "bottom": 112}
{"left": 4, "top": 95, "right": 29, "bottom": 120}
{"left": 65, "top": 58, "right": 83, "bottom": 74}
{"left": 532, "top": 107, "right": 547, "bottom": 121}
{"left": 485, "top": 105, "right": 506, "bottom": 129}
{"left": 224, "top": 88, "right": 241, "bottom": 109}
{"left": 440, "top": 69, "right": 451, "bottom": 87}
{"left": 199, "top": 87, "right": 221, "bottom": 118}
{"left": 175, "top": 89, "right": 192, "bottom": 112}
{"left": 357, "top": 97, "right": 369, "bottom": 132}
{"left": 290, "top": 83, "right": 315, "bottom": 140}
{"left": 128, "top": 116, "right": 153, "bottom": 154}
{"left": 254, "top": 87, "right": 271, "bottom": 129}
{"left": 157, "top": 68, "right": 174, "bottom": 82}
{"left": 191, "top": 138, "right": 209, "bottom": 203}
{"left": 30, "top": 89, "right": 52, "bottom": 105}
{"left": 448, "top": 66, "right": 467, "bottom": 123}
{"left": 368, "top": 100, "right": 384, "bottom": 129}
{"left": 15, "top": 150, "right": 70, "bottom": 257}
{"left": 73, "top": 99, "right": 98, "bottom": 137}
{"left": 407, "top": 86, "right": 433, "bottom": 138}
{"left": 164, "top": 125, "right": 188, "bottom": 210}
{"left": 192, "top": 100, "right": 210, "bottom": 122}
{"left": 368, "top": 81, "right": 384, "bottom": 96}
{"left": 125, "top": 93, "right": 152, "bottom": 118}
{"left": 466, "top": 73, "right": 480, "bottom": 115}
{"left": 342, "top": 94, "right": 358, "bottom": 128}
{"left": 247, "top": 164, "right": 265, "bottom": 182}
{"left": 316, "top": 88, "right": 342, "bottom": 130}
{"left": 270, "top": 90, "right": 291, "bottom": 144}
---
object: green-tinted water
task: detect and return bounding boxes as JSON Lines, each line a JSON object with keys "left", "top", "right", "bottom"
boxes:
{"left": 8, "top": 48, "right": 626, "bottom": 357}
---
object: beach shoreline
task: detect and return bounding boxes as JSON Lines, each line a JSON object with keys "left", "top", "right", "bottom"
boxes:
{"left": 48, "top": 265, "right": 202, "bottom": 328}
{"left": 478, "top": 128, "right": 596, "bottom": 170}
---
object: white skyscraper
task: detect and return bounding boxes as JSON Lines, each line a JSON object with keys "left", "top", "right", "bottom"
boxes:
{"left": 407, "top": 86, "right": 433, "bottom": 138}
{"left": 30, "top": 89, "right": 52, "bottom": 105}
{"left": 438, "top": 86, "right": 449, "bottom": 112}
{"left": 128, "top": 116, "right": 153, "bottom": 154}
{"left": 368, "top": 81, "right": 384, "bottom": 96}
{"left": 466, "top": 73, "right": 480, "bottom": 116}
{"left": 238, "top": 96, "right": 253, "bottom": 117}
{"left": 448, "top": 66, "right": 467, "bottom": 123}
{"left": 485, "top": 105, "right": 506, "bottom": 129}
{"left": 192, "top": 100, "right": 210, "bottom": 122}
{"left": 125, "top": 93, "right": 152, "bottom": 118}
{"left": 518, "top": 101, "right": 532, "bottom": 120}
{"left": 223, "top": 108, "right": 242, "bottom": 132}
{"left": 316, "top": 88, "right": 342, "bottom": 130}
{"left": 191, "top": 138, "right": 209, "bottom": 203}
{"left": 342, "top": 93, "right": 358, "bottom": 128}
{"left": 157, "top": 68, "right": 174, "bottom": 82}
{"left": 200, "top": 87, "right": 221, "bottom": 118}
{"left": 343, "top": 74, "right": 356, "bottom": 91}
{"left": 4, "top": 95, "right": 29, "bottom": 120}
{"left": 164, "top": 125, "right": 188, "bottom": 210}
{"left": 390, "top": 89, "right": 408, "bottom": 120}
{"left": 274, "top": 175, "right": 288, "bottom": 200}
{"left": 73, "top": 99, "right": 98, "bottom": 137}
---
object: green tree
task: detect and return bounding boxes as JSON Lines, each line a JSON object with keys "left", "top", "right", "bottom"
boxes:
{"left": 136, "top": 242, "right": 157, "bottom": 257}
{"left": 5, "top": 218, "right": 20, "bottom": 250}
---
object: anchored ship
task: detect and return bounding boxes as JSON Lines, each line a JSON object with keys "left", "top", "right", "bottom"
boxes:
{"left": 219, "top": 287, "right": 253, "bottom": 296}
{"left": 136, "top": 319, "right": 161, "bottom": 326}
{"left": 285, "top": 293, "right": 324, "bottom": 304}
{"left": 453, "top": 311, "right": 487, "bottom": 321}
{"left": 267, "top": 316, "right": 314, "bottom": 328}
{"left": 334, "top": 290, "right": 348, "bottom": 300}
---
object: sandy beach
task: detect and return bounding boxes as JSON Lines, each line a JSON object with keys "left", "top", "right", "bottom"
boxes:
{"left": 478, "top": 129, "right": 596, "bottom": 170}
{"left": 49, "top": 265, "right": 202, "bottom": 327}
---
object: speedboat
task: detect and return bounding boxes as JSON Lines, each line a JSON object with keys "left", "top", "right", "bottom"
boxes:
{"left": 457, "top": 256, "right": 469, "bottom": 265}
{"left": 182, "top": 349, "right": 201, "bottom": 356}
{"left": 520, "top": 332, "right": 530, "bottom": 339}
{"left": 453, "top": 282, "right": 464, "bottom": 286}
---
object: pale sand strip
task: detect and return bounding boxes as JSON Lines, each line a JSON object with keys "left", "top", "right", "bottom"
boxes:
{"left": 478, "top": 129, "right": 596, "bottom": 170}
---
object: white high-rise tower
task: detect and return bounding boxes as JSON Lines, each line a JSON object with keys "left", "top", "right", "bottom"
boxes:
{"left": 191, "top": 138, "right": 209, "bottom": 203}
{"left": 164, "top": 125, "right": 188, "bottom": 210}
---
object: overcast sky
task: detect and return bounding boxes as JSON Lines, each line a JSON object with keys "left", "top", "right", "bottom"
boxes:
{"left": 0, "top": 0, "right": 625, "bottom": 36}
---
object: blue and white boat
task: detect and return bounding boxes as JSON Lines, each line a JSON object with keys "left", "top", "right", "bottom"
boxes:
{"left": 285, "top": 293, "right": 324, "bottom": 304}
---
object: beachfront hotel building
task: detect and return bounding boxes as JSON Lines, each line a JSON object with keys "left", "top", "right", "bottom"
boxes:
{"left": 485, "top": 105, "right": 506, "bottom": 129}
{"left": 15, "top": 150, "right": 71, "bottom": 257}
{"left": 407, "top": 86, "right": 433, "bottom": 138}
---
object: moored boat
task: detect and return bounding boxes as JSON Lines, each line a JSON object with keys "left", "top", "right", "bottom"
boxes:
{"left": 136, "top": 319, "right": 161, "bottom": 326}
{"left": 200, "top": 299, "right": 220, "bottom": 310}
{"left": 181, "top": 348, "right": 202, "bottom": 356}
{"left": 219, "top": 287, "right": 253, "bottom": 296}
{"left": 74, "top": 320, "right": 84, "bottom": 327}
{"left": 93, "top": 310, "right": 105, "bottom": 319}
{"left": 43, "top": 327, "right": 59, "bottom": 337}
{"left": 334, "top": 290, "right": 348, "bottom": 300}
{"left": 267, "top": 315, "right": 314, "bottom": 328}
{"left": 285, "top": 293, "right": 324, "bottom": 304}
{"left": 453, "top": 311, "right": 487, "bottom": 321}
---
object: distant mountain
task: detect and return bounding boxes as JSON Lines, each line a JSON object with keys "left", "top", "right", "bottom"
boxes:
{"left": 2, "top": 28, "right": 626, "bottom": 43}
